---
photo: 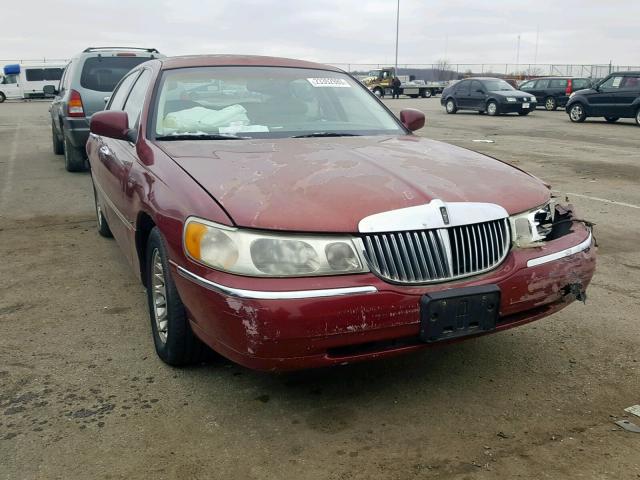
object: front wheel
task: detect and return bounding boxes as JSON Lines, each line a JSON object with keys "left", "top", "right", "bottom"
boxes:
{"left": 0, "top": 92, "right": 6, "bottom": 103}
{"left": 373, "top": 87, "right": 384, "bottom": 98}
{"left": 146, "top": 227, "right": 206, "bottom": 366}
{"left": 422, "top": 89, "right": 432, "bottom": 98}
{"left": 486, "top": 101, "right": 499, "bottom": 116}
{"left": 604, "top": 117, "right": 619, "bottom": 123}
{"left": 568, "top": 103, "right": 587, "bottom": 123}
{"left": 544, "top": 97, "right": 557, "bottom": 111}
{"left": 445, "top": 98, "right": 457, "bottom": 114}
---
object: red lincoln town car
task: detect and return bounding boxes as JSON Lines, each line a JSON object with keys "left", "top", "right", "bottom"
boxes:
{"left": 87, "top": 55, "right": 596, "bottom": 371}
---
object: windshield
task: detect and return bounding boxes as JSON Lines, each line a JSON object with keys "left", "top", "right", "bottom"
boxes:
{"left": 153, "top": 66, "right": 404, "bottom": 139}
{"left": 481, "top": 79, "right": 515, "bottom": 92}
{"left": 367, "top": 70, "right": 382, "bottom": 78}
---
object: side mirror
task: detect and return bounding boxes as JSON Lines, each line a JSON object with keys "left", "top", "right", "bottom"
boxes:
{"left": 43, "top": 85, "right": 57, "bottom": 96}
{"left": 400, "top": 108, "right": 425, "bottom": 132}
{"left": 90, "top": 110, "right": 131, "bottom": 141}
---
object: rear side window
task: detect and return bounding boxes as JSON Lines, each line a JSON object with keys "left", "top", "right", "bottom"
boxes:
{"left": 548, "top": 79, "right": 567, "bottom": 88}
{"left": 80, "top": 56, "right": 149, "bottom": 92}
{"left": 620, "top": 76, "right": 640, "bottom": 90}
{"left": 572, "top": 79, "right": 591, "bottom": 90}
{"left": 25, "top": 68, "right": 64, "bottom": 82}
{"left": 455, "top": 81, "right": 470, "bottom": 95}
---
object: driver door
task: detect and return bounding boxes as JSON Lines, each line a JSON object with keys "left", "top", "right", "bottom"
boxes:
{"left": 590, "top": 75, "right": 623, "bottom": 116}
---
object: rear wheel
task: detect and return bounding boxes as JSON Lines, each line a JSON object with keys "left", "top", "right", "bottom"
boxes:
{"left": 445, "top": 98, "right": 457, "bottom": 114}
{"left": 63, "top": 134, "right": 86, "bottom": 172}
{"left": 636, "top": 108, "right": 640, "bottom": 126}
{"left": 568, "top": 103, "right": 587, "bottom": 123}
{"left": 146, "top": 227, "right": 206, "bottom": 366}
{"left": 486, "top": 101, "right": 499, "bottom": 116}
{"left": 373, "top": 87, "right": 384, "bottom": 98}
{"left": 0, "top": 92, "right": 6, "bottom": 103}
{"left": 52, "top": 123, "right": 64, "bottom": 155}
{"left": 544, "top": 96, "right": 557, "bottom": 111}
{"left": 604, "top": 117, "right": 619, "bottom": 123}
{"left": 422, "top": 89, "right": 432, "bottom": 98}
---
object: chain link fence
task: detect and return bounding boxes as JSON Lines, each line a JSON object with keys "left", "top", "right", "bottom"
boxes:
{"left": 330, "top": 63, "right": 640, "bottom": 81}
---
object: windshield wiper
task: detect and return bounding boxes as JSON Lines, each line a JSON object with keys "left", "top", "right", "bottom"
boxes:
{"left": 155, "top": 133, "right": 250, "bottom": 141}
{"left": 291, "top": 132, "right": 362, "bottom": 138}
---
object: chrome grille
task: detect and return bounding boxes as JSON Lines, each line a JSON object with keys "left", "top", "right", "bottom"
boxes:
{"left": 361, "top": 218, "right": 511, "bottom": 284}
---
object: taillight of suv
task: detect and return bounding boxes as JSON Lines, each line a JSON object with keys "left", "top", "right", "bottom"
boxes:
{"left": 565, "top": 79, "right": 573, "bottom": 95}
{"left": 67, "top": 89, "right": 85, "bottom": 117}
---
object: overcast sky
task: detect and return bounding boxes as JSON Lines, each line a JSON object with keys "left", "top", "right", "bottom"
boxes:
{"left": 1, "top": 0, "right": 638, "bottom": 67}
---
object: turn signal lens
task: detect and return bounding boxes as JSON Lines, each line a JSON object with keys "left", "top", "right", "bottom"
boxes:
{"left": 184, "top": 222, "right": 207, "bottom": 260}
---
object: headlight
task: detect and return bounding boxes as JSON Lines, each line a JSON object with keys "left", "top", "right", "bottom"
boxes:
{"left": 183, "top": 217, "right": 368, "bottom": 277}
{"left": 530, "top": 97, "right": 536, "bottom": 102}
{"left": 506, "top": 97, "right": 517, "bottom": 102}
{"left": 509, "top": 202, "right": 555, "bottom": 247}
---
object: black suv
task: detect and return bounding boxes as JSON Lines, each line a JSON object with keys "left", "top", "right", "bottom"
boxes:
{"left": 565, "top": 72, "right": 640, "bottom": 126}
{"left": 519, "top": 77, "right": 592, "bottom": 111}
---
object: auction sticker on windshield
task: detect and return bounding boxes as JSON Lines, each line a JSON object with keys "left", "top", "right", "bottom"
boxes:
{"left": 307, "top": 78, "right": 351, "bottom": 88}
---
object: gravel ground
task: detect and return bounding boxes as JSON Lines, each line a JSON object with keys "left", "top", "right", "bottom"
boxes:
{"left": 1, "top": 99, "right": 639, "bottom": 479}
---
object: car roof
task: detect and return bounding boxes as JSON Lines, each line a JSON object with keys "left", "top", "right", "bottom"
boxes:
{"left": 159, "top": 55, "right": 343, "bottom": 72}
{"left": 611, "top": 71, "right": 640, "bottom": 75}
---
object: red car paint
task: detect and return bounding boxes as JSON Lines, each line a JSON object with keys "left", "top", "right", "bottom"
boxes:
{"left": 87, "top": 55, "right": 596, "bottom": 371}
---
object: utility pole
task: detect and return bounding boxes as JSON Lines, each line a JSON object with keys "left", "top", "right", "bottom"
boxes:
{"left": 516, "top": 34, "right": 521, "bottom": 68}
{"left": 534, "top": 25, "right": 539, "bottom": 65}
{"left": 394, "top": 0, "right": 400, "bottom": 73}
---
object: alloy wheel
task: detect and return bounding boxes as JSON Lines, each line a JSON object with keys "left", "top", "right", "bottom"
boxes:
{"left": 151, "top": 248, "right": 169, "bottom": 344}
{"left": 545, "top": 98, "right": 556, "bottom": 110}
{"left": 570, "top": 104, "right": 584, "bottom": 122}
{"left": 487, "top": 102, "right": 497, "bottom": 116}
{"left": 446, "top": 100, "right": 455, "bottom": 113}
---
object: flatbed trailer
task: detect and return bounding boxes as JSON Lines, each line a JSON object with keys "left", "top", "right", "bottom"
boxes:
{"left": 360, "top": 67, "right": 447, "bottom": 98}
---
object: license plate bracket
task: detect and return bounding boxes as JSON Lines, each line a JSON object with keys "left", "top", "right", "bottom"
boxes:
{"left": 420, "top": 285, "right": 500, "bottom": 343}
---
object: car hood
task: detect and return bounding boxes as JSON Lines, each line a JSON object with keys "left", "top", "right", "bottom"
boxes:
{"left": 572, "top": 88, "right": 598, "bottom": 97}
{"left": 489, "top": 90, "right": 532, "bottom": 98}
{"left": 160, "top": 136, "right": 549, "bottom": 233}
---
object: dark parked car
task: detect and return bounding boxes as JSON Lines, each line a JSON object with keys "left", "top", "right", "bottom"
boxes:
{"left": 441, "top": 78, "right": 537, "bottom": 116}
{"left": 519, "top": 77, "right": 592, "bottom": 111}
{"left": 87, "top": 55, "right": 595, "bottom": 371}
{"left": 46, "top": 47, "right": 162, "bottom": 172}
{"left": 565, "top": 71, "right": 640, "bottom": 126}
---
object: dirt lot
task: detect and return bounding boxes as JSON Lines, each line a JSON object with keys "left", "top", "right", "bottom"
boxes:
{"left": 1, "top": 99, "right": 639, "bottom": 479}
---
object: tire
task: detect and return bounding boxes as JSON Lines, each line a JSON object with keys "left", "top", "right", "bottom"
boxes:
{"left": 63, "top": 134, "right": 86, "bottom": 172}
{"left": 568, "top": 103, "right": 587, "bottom": 123}
{"left": 422, "top": 89, "right": 432, "bottom": 98}
{"left": 373, "top": 87, "right": 384, "bottom": 98}
{"left": 408, "top": 94, "right": 419, "bottom": 99}
{"left": 52, "top": 123, "right": 64, "bottom": 155}
{"left": 146, "top": 227, "right": 206, "bottom": 366}
{"left": 0, "top": 92, "right": 5, "bottom": 103}
{"left": 92, "top": 181, "right": 112, "bottom": 238}
{"left": 486, "top": 101, "right": 499, "bottom": 116}
{"left": 604, "top": 117, "right": 619, "bottom": 123}
{"left": 544, "top": 96, "right": 557, "bottom": 111}
{"left": 445, "top": 98, "right": 457, "bottom": 114}
{"left": 636, "top": 108, "right": 640, "bottom": 127}
{"left": 518, "top": 111, "right": 530, "bottom": 116}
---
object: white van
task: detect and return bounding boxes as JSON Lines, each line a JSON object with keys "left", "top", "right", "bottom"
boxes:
{"left": 0, "top": 63, "right": 66, "bottom": 102}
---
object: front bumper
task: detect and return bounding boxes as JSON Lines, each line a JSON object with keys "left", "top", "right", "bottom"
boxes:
{"left": 173, "top": 220, "right": 595, "bottom": 371}
{"left": 499, "top": 101, "right": 537, "bottom": 114}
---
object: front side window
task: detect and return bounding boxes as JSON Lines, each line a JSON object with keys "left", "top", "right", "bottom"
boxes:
{"left": 481, "top": 79, "right": 514, "bottom": 91}
{"left": 520, "top": 81, "right": 534, "bottom": 90}
{"left": 153, "top": 67, "right": 404, "bottom": 139}
{"left": 123, "top": 69, "right": 152, "bottom": 129}
{"left": 108, "top": 71, "right": 141, "bottom": 111}
{"left": 599, "top": 76, "right": 624, "bottom": 90}
{"left": 80, "top": 56, "right": 150, "bottom": 92}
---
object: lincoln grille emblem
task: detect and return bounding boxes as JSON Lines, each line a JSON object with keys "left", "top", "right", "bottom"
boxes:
{"left": 440, "top": 206, "right": 450, "bottom": 225}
